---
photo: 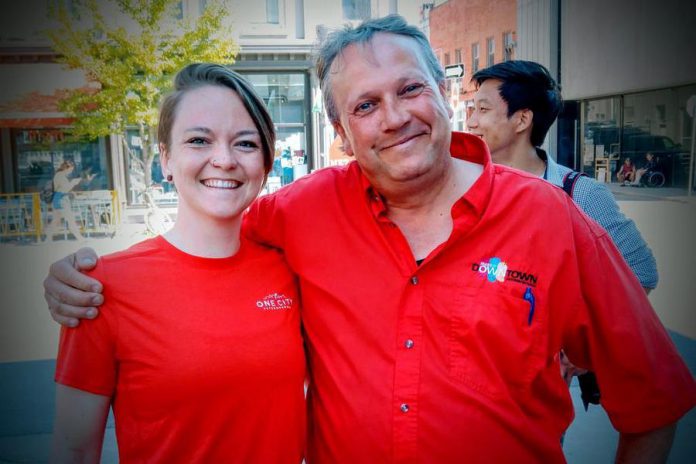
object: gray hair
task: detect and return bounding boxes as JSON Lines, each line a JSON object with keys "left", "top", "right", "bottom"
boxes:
{"left": 158, "top": 63, "right": 275, "bottom": 174}
{"left": 315, "top": 14, "right": 445, "bottom": 124}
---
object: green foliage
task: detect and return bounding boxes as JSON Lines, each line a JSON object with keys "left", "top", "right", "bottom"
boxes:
{"left": 46, "top": 0, "right": 238, "bottom": 186}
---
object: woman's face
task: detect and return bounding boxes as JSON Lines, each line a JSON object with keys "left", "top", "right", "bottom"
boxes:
{"left": 161, "top": 85, "right": 266, "bottom": 223}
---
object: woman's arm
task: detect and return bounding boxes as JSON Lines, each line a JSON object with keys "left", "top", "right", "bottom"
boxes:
{"left": 68, "top": 178, "right": 82, "bottom": 191}
{"left": 50, "top": 384, "right": 111, "bottom": 464}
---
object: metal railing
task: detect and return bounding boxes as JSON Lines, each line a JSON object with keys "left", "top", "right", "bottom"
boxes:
{"left": 0, "top": 193, "right": 42, "bottom": 240}
{"left": 0, "top": 190, "right": 121, "bottom": 242}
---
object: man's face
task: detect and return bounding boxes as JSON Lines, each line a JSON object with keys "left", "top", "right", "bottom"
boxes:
{"left": 467, "top": 79, "right": 520, "bottom": 160}
{"left": 329, "top": 33, "right": 454, "bottom": 188}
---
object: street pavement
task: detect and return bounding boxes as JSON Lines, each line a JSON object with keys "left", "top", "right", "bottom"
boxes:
{"left": 0, "top": 188, "right": 694, "bottom": 463}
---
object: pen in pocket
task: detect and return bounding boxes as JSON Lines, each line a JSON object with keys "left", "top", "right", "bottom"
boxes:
{"left": 523, "top": 287, "right": 535, "bottom": 325}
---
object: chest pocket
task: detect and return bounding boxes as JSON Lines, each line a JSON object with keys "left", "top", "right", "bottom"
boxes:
{"left": 449, "top": 286, "right": 545, "bottom": 400}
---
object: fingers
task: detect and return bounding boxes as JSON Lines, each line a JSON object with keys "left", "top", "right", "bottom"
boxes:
{"left": 43, "top": 249, "right": 104, "bottom": 327}
{"left": 46, "top": 253, "right": 102, "bottom": 295}
{"left": 43, "top": 271, "right": 103, "bottom": 307}
{"left": 73, "top": 247, "right": 99, "bottom": 272}
{"left": 45, "top": 291, "right": 99, "bottom": 328}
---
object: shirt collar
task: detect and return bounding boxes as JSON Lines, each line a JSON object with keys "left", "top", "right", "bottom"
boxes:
{"left": 536, "top": 147, "right": 563, "bottom": 187}
{"left": 357, "top": 131, "right": 493, "bottom": 217}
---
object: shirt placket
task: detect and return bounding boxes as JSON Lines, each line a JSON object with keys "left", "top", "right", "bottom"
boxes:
{"left": 392, "top": 269, "right": 423, "bottom": 464}
{"left": 370, "top": 194, "right": 423, "bottom": 464}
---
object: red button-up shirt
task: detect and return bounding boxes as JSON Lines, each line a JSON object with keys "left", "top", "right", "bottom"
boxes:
{"left": 245, "top": 132, "right": 695, "bottom": 463}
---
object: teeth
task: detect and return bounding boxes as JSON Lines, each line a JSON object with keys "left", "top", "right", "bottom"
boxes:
{"left": 202, "top": 179, "right": 240, "bottom": 189}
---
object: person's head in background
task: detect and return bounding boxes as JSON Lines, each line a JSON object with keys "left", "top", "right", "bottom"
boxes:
{"left": 56, "top": 160, "right": 76, "bottom": 174}
{"left": 468, "top": 60, "right": 562, "bottom": 171}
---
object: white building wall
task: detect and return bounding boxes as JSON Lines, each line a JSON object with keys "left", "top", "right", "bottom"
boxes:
{"left": 560, "top": 0, "right": 696, "bottom": 100}
{"left": 516, "top": 0, "right": 559, "bottom": 157}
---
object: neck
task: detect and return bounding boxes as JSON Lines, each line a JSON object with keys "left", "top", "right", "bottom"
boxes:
{"left": 493, "top": 141, "right": 546, "bottom": 177}
{"left": 376, "top": 157, "right": 482, "bottom": 260}
{"left": 164, "top": 207, "right": 242, "bottom": 258}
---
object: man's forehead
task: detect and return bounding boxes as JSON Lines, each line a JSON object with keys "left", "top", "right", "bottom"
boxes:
{"left": 330, "top": 33, "right": 425, "bottom": 73}
{"left": 475, "top": 81, "right": 504, "bottom": 101}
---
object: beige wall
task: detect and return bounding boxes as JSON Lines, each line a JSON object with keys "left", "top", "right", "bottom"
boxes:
{"left": 560, "top": 0, "right": 696, "bottom": 100}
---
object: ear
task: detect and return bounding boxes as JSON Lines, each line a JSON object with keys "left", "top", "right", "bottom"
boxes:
{"left": 159, "top": 143, "right": 172, "bottom": 178}
{"left": 515, "top": 108, "right": 533, "bottom": 135}
{"left": 439, "top": 81, "right": 454, "bottom": 119}
{"left": 333, "top": 121, "right": 353, "bottom": 157}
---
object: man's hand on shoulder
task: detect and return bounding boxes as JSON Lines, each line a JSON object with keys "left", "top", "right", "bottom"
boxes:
{"left": 43, "top": 247, "right": 103, "bottom": 327}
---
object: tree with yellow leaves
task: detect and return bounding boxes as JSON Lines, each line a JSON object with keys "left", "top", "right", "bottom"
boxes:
{"left": 46, "top": 0, "right": 238, "bottom": 190}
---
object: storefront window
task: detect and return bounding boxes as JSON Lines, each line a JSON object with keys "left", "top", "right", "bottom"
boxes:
{"left": 124, "top": 128, "right": 175, "bottom": 206}
{"left": 243, "top": 72, "right": 310, "bottom": 194}
{"left": 13, "top": 128, "right": 110, "bottom": 194}
{"left": 580, "top": 84, "right": 696, "bottom": 190}
{"left": 582, "top": 97, "right": 621, "bottom": 182}
{"left": 622, "top": 86, "right": 695, "bottom": 188}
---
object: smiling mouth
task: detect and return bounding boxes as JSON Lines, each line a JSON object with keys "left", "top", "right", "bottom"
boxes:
{"left": 201, "top": 179, "right": 241, "bottom": 189}
{"left": 382, "top": 133, "right": 424, "bottom": 150}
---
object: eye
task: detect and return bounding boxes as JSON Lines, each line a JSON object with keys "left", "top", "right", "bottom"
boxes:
{"left": 352, "top": 100, "right": 376, "bottom": 116}
{"left": 236, "top": 139, "right": 260, "bottom": 150}
{"left": 186, "top": 137, "right": 209, "bottom": 146}
{"left": 401, "top": 82, "right": 425, "bottom": 96}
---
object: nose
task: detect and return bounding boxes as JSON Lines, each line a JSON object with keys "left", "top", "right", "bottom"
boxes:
{"left": 210, "top": 144, "right": 239, "bottom": 169}
{"left": 381, "top": 97, "right": 410, "bottom": 131}
{"left": 467, "top": 110, "right": 478, "bottom": 129}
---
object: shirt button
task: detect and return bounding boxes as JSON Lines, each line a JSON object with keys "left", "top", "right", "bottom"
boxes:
{"left": 411, "top": 276, "right": 419, "bottom": 285}
{"left": 400, "top": 403, "right": 409, "bottom": 413}
{"left": 404, "top": 339, "right": 414, "bottom": 349}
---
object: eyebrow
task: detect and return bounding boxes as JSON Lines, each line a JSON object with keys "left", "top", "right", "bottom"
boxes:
{"left": 183, "top": 127, "right": 260, "bottom": 137}
{"left": 350, "top": 76, "right": 425, "bottom": 103}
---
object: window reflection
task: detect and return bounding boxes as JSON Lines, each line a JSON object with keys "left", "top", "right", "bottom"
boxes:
{"left": 581, "top": 85, "right": 696, "bottom": 189}
{"left": 14, "top": 129, "right": 110, "bottom": 195}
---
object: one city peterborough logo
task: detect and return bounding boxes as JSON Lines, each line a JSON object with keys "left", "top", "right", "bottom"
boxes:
{"left": 256, "top": 293, "right": 294, "bottom": 311}
{"left": 471, "top": 257, "right": 538, "bottom": 286}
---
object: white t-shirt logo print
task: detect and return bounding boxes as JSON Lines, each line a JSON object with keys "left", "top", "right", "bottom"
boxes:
{"left": 256, "top": 293, "right": 293, "bottom": 310}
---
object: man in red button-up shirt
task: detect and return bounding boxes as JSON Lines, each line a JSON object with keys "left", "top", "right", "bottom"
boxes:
{"left": 45, "top": 15, "right": 695, "bottom": 464}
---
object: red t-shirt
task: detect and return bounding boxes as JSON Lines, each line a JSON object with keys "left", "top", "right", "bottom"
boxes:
{"left": 245, "top": 132, "right": 695, "bottom": 463}
{"left": 55, "top": 236, "right": 305, "bottom": 463}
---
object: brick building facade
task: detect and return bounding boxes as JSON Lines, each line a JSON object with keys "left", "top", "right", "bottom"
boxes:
{"left": 427, "top": 0, "right": 516, "bottom": 131}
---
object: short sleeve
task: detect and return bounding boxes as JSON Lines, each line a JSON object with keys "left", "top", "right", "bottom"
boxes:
{"left": 54, "top": 262, "right": 117, "bottom": 397}
{"left": 562, "top": 216, "right": 695, "bottom": 433}
{"left": 243, "top": 192, "right": 287, "bottom": 250}
{"left": 572, "top": 177, "right": 658, "bottom": 288}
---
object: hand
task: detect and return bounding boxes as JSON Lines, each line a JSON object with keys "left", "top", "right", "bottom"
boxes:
{"left": 43, "top": 248, "right": 103, "bottom": 327}
{"left": 559, "top": 350, "right": 588, "bottom": 385}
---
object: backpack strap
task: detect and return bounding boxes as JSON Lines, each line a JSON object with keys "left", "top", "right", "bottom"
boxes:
{"left": 560, "top": 169, "right": 602, "bottom": 410}
{"left": 561, "top": 171, "right": 588, "bottom": 198}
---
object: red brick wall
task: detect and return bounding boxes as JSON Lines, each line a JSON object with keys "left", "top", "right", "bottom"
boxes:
{"left": 429, "top": 0, "right": 516, "bottom": 102}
